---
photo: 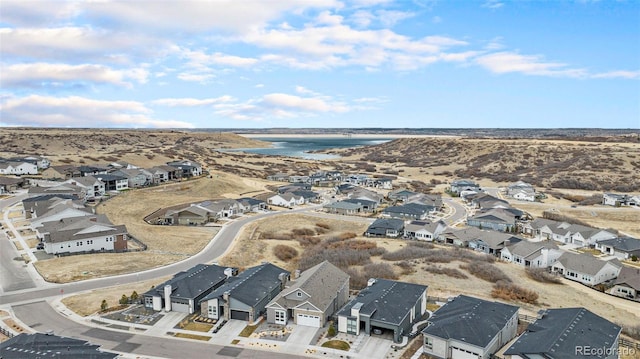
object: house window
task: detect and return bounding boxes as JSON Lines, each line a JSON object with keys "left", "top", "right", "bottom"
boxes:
{"left": 424, "top": 336, "right": 433, "bottom": 350}
{"left": 144, "top": 296, "right": 153, "bottom": 307}
{"left": 297, "top": 291, "right": 302, "bottom": 297}
{"left": 347, "top": 318, "right": 357, "bottom": 335}
{"left": 275, "top": 310, "right": 286, "bottom": 324}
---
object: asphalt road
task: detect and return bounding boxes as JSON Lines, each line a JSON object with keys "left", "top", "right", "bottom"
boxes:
{"left": 442, "top": 197, "right": 467, "bottom": 226}
{"left": 13, "top": 301, "right": 304, "bottom": 359}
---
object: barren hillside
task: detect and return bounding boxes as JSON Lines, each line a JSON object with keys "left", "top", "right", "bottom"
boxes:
{"left": 335, "top": 137, "right": 640, "bottom": 191}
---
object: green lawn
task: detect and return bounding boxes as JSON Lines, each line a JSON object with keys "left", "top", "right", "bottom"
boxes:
{"left": 321, "top": 340, "right": 350, "bottom": 351}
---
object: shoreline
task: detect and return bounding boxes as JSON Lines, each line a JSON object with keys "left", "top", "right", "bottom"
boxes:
{"left": 241, "top": 133, "right": 461, "bottom": 139}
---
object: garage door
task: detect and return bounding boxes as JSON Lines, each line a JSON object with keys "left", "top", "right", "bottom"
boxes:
{"left": 297, "top": 314, "right": 321, "bottom": 327}
{"left": 231, "top": 310, "right": 249, "bottom": 321}
{"left": 171, "top": 301, "right": 190, "bottom": 313}
{"left": 451, "top": 347, "right": 479, "bottom": 359}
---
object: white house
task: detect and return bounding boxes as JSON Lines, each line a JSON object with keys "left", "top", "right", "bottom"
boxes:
{"left": 267, "top": 193, "right": 305, "bottom": 207}
{"left": 506, "top": 181, "right": 536, "bottom": 202}
{"left": 551, "top": 252, "right": 622, "bottom": 286}
{"left": 525, "top": 218, "right": 616, "bottom": 247}
{"left": 500, "top": 240, "right": 562, "bottom": 268}
{"left": 38, "top": 215, "right": 128, "bottom": 255}
{"left": 404, "top": 220, "right": 447, "bottom": 241}
{"left": 595, "top": 237, "right": 640, "bottom": 260}
{"left": 65, "top": 176, "right": 105, "bottom": 199}
{"left": 0, "top": 161, "right": 38, "bottom": 175}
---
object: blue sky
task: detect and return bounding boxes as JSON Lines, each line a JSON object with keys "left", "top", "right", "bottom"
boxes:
{"left": 1, "top": 0, "right": 638, "bottom": 129}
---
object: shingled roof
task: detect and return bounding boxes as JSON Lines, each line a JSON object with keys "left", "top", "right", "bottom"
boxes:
{"left": 504, "top": 308, "right": 621, "bottom": 359}
{"left": 0, "top": 332, "right": 118, "bottom": 359}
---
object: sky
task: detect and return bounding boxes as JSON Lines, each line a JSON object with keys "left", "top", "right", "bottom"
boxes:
{"left": 0, "top": 0, "right": 639, "bottom": 129}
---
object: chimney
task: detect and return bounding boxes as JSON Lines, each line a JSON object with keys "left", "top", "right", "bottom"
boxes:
{"left": 504, "top": 239, "right": 511, "bottom": 247}
{"left": 223, "top": 290, "right": 230, "bottom": 302}
{"left": 278, "top": 272, "right": 288, "bottom": 288}
{"left": 294, "top": 269, "right": 300, "bottom": 279}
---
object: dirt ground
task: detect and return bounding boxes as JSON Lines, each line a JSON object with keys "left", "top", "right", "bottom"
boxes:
{"left": 61, "top": 276, "right": 172, "bottom": 316}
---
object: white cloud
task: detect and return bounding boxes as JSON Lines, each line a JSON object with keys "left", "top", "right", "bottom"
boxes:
{"left": 0, "top": 95, "right": 193, "bottom": 128}
{"left": 255, "top": 84, "right": 265, "bottom": 88}
{"left": 151, "top": 96, "right": 235, "bottom": 107}
{"left": 591, "top": 70, "right": 640, "bottom": 80}
{"left": 0, "top": 0, "right": 80, "bottom": 26}
{"left": 0, "top": 63, "right": 148, "bottom": 87}
{"left": 376, "top": 10, "right": 415, "bottom": 27}
{"left": 475, "top": 51, "right": 587, "bottom": 78}
{"left": 263, "top": 93, "right": 349, "bottom": 113}
{"left": 0, "top": 27, "right": 159, "bottom": 63}
{"left": 431, "top": 16, "right": 442, "bottom": 24}
{"left": 482, "top": 0, "right": 504, "bottom": 9}
{"left": 177, "top": 72, "right": 216, "bottom": 83}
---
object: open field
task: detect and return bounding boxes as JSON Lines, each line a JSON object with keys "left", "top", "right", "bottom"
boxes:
{"left": 35, "top": 174, "right": 269, "bottom": 283}
{"left": 61, "top": 276, "right": 172, "bottom": 316}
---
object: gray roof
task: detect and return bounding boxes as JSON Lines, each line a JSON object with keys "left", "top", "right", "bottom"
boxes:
{"left": 0, "top": 332, "right": 117, "bottom": 359}
{"left": 28, "top": 183, "right": 83, "bottom": 196}
{"left": 383, "top": 203, "right": 433, "bottom": 216}
{"left": 324, "top": 201, "right": 363, "bottom": 210}
{"left": 343, "top": 198, "right": 377, "bottom": 207}
{"left": 474, "top": 232, "right": 522, "bottom": 249}
{"left": 556, "top": 252, "right": 622, "bottom": 276}
{"left": 614, "top": 266, "right": 640, "bottom": 291}
{"left": 469, "top": 208, "right": 517, "bottom": 224}
{"left": 95, "top": 174, "right": 126, "bottom": 182}
{"left": 32, "top": 200, "right": 92, "bottom": 219}
{"left": 452, "top": 179, "right": 479, "bottom": 186}
{"left": 366, "top": 218, "right": 405, "bottom": 235}
{"left": 146, "top": 264, "right": 229, "bottom": 301}
{"left": 422, "top": 295, "right": 519, "bottom": 348}
{"left": 597, "top": 237, "right": 640, "bottom": 253}
{"left": 201, "top": 263, "right": 288, "bottom": 307}
{"left": 40, "top": 215, "right": 128, "bottom": 244}
{"left": 69, "top": 175, "right": 103, "bottom": 188}
{"left": 504, "top": 308, "right": 621, "bottom": 359}
{"left": 268, "top": 261, "right": 349, "bottom": 313}
{"left": 338, "top": 279, "right": 427, "bottom": 326}
{"left": 405, "top": 220, "right": 445, "bottom": 234}
{"left": 505, "top": 240, "right": 558, "bottom": 259}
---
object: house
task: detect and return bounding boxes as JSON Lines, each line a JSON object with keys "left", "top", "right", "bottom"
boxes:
{"left": 469, "top": 232, "right": 522, "bottom": 256}
{"left": 29, "top": 202, "right": 94, "bottom": 228}
{"left": 167, "top": 160, "right": 203, "bottom": 177}
{"left": 267, "top": 192, "right": 305, "bottom": 207}
{"left": 65, "top": 175, "right": 105, "bottom": 199}
{"left": 365, "top": 218, "right": 405, "bottom": 238}
{"left": 383, "top": 203, "right": 434, "bottom": 221}
{"left": 267, "top": 173, "right": 290, "bottom": 182}
{"left": 551, "top": 252, "right": 622, "bottom": 286}
{"left": 602, "top": 192, "right": 630, "bottom": 206}
{"left": 77, "top": 165, "right": 108, "bottom": 177}
{"left": 450, "top": 179, "right": 480, "bottom": 194}
{"left": 278, "top": 183, "right": 312, "bottom": 193}
{"left": 164, "top": 204, "right": 215, "bottom": 225}
{"left": 266, "top": 261, "right": 350, "bottom": 327}
{"left": 112, "top": 168, "right": 151, "bottom": 188}
{"left": 289, "top": 190, "right": 320, "bottom": 203}
{"left": 388, "top": 189, "right": 422, "bottom": 203}
{"left": 148, "top": 165, "right": 181, "bottom": 184}
{"left": 523, "top": 218, "right": 617, "bottom": 246}
{"left": 409, "top": 194, "right": 443, "bottom": 210}
{"left": 144, "top": 264, "right": 234, "bottom": 314}
{"left": 200, "top": 263, "right": 289, "bottom": 322}
{"left": 37, "top": 214, "right": 129, "bottom": 255}
{"left": 338, "top": 279, "right": 427, "bottom": 343}
{"left": 342, "top": 198, "right": 378, "bottom": 212}
{"left": 503, "top": 308, "right": 621, "bottom": 359}
{"left": 288, "top": 175, "right": 309, "bottom": 183}
{"left": 0, "top": 161, "right": 38, "bottom": 175}
{"left": 0, "top": 332, "right": 118, "bottom": 359}
{"left": 500, "top": 240, "right": 562, "bottom": 268}
{"left": 237, "top": 197, "right": 267, "bottom": 212}
{"left": 422, "top": 295, "right": 519, "bottom": 359}
{"left": 22, "top": 194, "right": 79, "bottom": 219}
{"left": 466, "top": 193, "right": 510, "bottom": 210}
{"left": 506, "top": 181, "right": 536, "bottom": 202}
{"left": 323, "top": 201, "right": 363, "bottom": 215}
{"left": 369, "top": 177, "right": 394, "bottom": 189}
{"left": 345, "top": 174, "right": 369, "bottom": 185}
{"left": 595, "top": 237, "right": 640, "bottom": 260}
{"left": 21, "top": 155, "right": 50, "bottom": 169}
{"left": 607, "top": 266, "right": 640, "bottom": 301}
{"left": 467, "top": 208, "right": 518, "bottom": 232}
{"left": 404, "top": 220, "right": 447, "bottom": 241}
{"left": 0, "top": 176, "right": 26, "bottom": 194}
{"left": 350, "top": 188, "right": 385, "bottom": 203}
{"left": 96, "top": 174, "right": 129, "bottom": 191}
{"left": 27, "top": 183, "right": 84, "bottom": 199}
{"left": 438, "top": 226, "right": 484, "bottom": 247}
{"left": 41, "top": 165, "right": 80, "bottom": 180}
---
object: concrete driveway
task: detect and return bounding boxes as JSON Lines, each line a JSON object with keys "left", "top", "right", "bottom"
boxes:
{"left": 358, "top": 335, "right": 392, "bottom": 358}
{"left": 282, "top": 324, "right": 321, "bottom": 352}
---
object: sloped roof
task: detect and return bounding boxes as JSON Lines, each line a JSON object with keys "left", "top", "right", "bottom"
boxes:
{"left": 338, "top": 279, "right": 427, "bottom": 326}
{"left": 0, "top": 333, "right": 118, "bottom": 359}
{"left": 505, "top": 240, "right": 558, "bottom": 258}
{"left": 504, "top": 308, "right": 621, "bottom": 359}
{"left": 422, "top": 295, "right": 519, "bottom": 348}
{"left": 366, "top": 218, "right": 404, "bottom": 235}
{"left": 614, "top": 266, "right": 640, "bottom": 291}
{"left": 146, "top": 264, "right": 229, "bottom": 301}
{"left": 405, "top": 220, "right": 445, "bottom": 233}
{"left": 556, "top": 252, "right": 622, "bottom": 276}
{"left": 324, "top": 201, "right": 363, "bottom": 210}
{"left": 597, "top": 237, "right": 640, "bottom": 253}
{"left": 470, "top": 208, "right": 516, "bottom": 224}
{"left": 201, "top": 263, "right": 288, "bottom": 307}
{"left": 383, "top": 203, "right": 433, "bottom": 216}
{"left": 267, "top": 261, "right": 349, "bottom": 313}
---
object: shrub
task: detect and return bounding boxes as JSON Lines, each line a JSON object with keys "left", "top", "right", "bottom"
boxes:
{"left": 327, "top": 322, "right": 337, "bottom": 337}
{"left": 119, "top": 294, "right": 129, "bottom": 305}
{"left": 344, "top": 267, "right": 368, "bottom": 290}
{"left": 273, "top": 244, "right": 298, "bottom": 261}
{"left": 130, "top": 291, "right": 139, "bottom": 301}
{"left": 491, "top": 280, "right": 539, "bottom": 304}
{"left": 337, "top": 232, "right": 357, "bottom": 240}
{"left": 363, "top": 263, "right": 398, "bottom": 280}
{"left": 292, "top": 228, "right": 316, "bottom": 236}
{"left": 460, "top": 261, "right": 510, "bottom": 283}
{"left": 422, "top": 265, "right": 468, "bottom": 279}
{"left": 296, "top": 236, "right": 322, "bottom": 247}
{"left": 316, "top": 223, "right": 331, "bottom": 230}
{"left": 622, "top": 325, "right": 640, "bottom": 341}
{"left": 395, "top": 261, "right": 416, "bottom": 275}
{"left": 525, "top": 268, "right": 562, "bottom": 284}
{"left": 100, "top": 299, "right": 108, "bottom": 311}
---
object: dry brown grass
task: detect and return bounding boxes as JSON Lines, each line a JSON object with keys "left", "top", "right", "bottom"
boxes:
{"left": 2, "top": 318, "right": 27, "bottom": 334}
{"left": 61, "top": 276, "right": 171, "bottom": 316}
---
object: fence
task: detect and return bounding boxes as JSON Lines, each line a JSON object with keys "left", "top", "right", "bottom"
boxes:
{"left": 518, "top": 314, "right": 538, "bottom": 323}
{"left": 0, "top": 326, "right": 15, "bottom": 339}
{"left": 620, "top": 338, "right": 640, "bottom": 350}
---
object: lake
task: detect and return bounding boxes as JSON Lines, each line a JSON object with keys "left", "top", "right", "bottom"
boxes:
{"left": 226, "top": 136, "right": 391, "bottom": 160}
